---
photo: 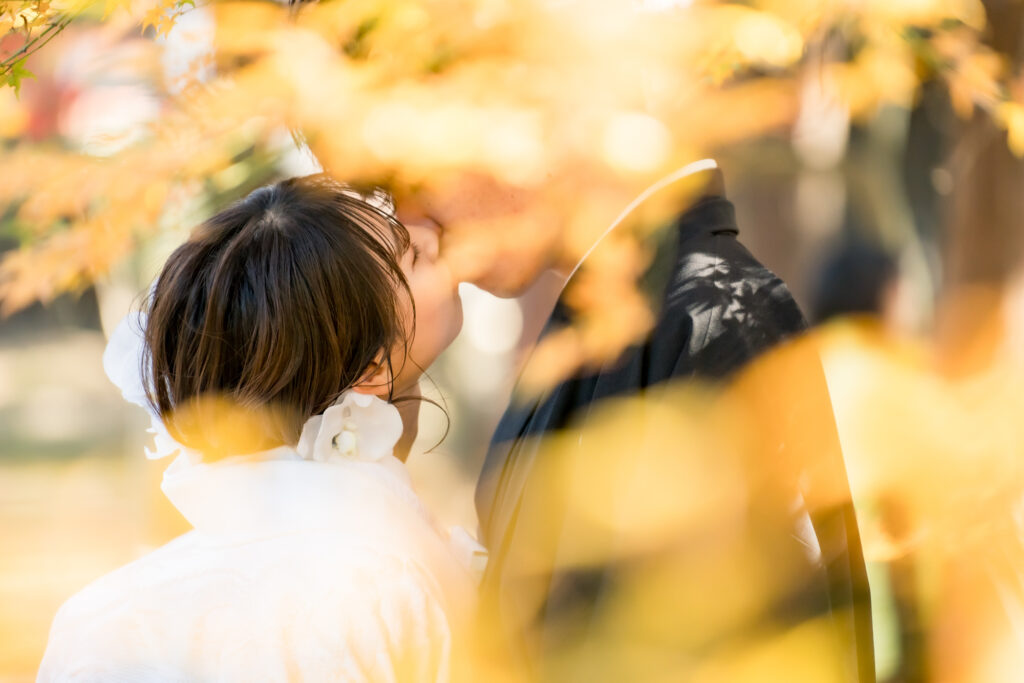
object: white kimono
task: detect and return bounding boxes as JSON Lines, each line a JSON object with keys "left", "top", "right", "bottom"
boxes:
{"left": 37, "top": 355, "right": 479, "bottom": 683}
{"left": 38, "top": 447, "right": 476, "bottom": 682}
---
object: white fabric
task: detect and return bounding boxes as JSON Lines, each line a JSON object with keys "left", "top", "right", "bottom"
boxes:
{"left": 42, "top": 315, "right": 478, "bottom": 681}
{"left": 38, "top": 451, "right": 476, "bottom": 682}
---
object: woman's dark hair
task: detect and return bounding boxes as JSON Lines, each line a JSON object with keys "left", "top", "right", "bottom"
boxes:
{"left": 143, "top": 174, "right": 412, "bottom": 453}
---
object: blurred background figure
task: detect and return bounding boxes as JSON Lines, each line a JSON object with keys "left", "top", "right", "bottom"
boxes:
{"left": 810, "top": 240, "right": 899, "bottom": 327}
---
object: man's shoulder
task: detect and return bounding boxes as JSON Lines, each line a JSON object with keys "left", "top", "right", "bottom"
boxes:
{"left": 668, "top": 231, "right": 803, "bottom": 326}
{"left": 652, "top": 229, "right": 806, "bottom": 379}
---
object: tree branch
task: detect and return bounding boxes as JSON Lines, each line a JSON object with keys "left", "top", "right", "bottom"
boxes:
{"left": 0, "top": 14, "right": 73, "bottom": 76}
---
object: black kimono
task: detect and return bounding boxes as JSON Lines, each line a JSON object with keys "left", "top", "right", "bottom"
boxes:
{"left": 475, "top": 189, "right": 875, "bottom": 682}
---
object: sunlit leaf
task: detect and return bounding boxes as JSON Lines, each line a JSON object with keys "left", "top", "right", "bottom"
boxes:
{"left": 4, "top": 58, "right": 33, "bottom": 98}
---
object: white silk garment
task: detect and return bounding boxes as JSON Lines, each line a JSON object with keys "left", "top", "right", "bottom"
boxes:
{"left": 38, "top": 448, "right": 476, "bottom": 682}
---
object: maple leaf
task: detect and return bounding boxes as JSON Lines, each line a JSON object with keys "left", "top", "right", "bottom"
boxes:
{"left": 156, "top": 11, "right": 179, "bottom": 38}
{"left": 141, "top": 0, "right": 178, "bottom": 37}
{"left": 4, "top": 58, "right": 34, "bottom": 98}
{"left": 140, "top": 4, "right": 162, "bottom": 33}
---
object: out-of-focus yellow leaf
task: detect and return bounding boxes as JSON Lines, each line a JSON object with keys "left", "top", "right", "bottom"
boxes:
{"left": 601, "top": 111, "right": 672, "bottom": 175}
{"left": 942, "top": 44, "right": 1005, "bottom": 118}
{"left": 0, "top": 85, "right": 26, "bottom": 136}
{"left": 732, "top": 10, "right": 804, "bottom": 68}
{"left": 140, "top": 0, "right": 177, "bottom": 38}
{"left": 866, "top": 0, "right": 985, "bottom": 29}
{"left": 998, "top": 101, "right": 1024, "bottom": 157}
{"left": 101, "top": 0, "right": 132, "bottom": 19}
{"left": 517, "top": 326, "right": 584, "bottom": 396}
{"left": 830, "top": 47, "right": 918, "bottom": 116}
{"left": 690, "top": 615, "right": 851, "bottom": 683}
{"left": 165, "top": 394, "right": 297, "bottom": 460}
{"left": 212, "top": 0, "right": 285, "bottom": 58}
{"left": 0, "top": 230, "right": 89, "bottom": 314}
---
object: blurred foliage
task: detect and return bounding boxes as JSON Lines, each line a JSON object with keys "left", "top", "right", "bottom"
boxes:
{"left": 0, "top": 0, "right": 1021, "bottom": 368}
{"left": 1, "top": 3, "right": 1024, "bottom": 681}
{"left": 457, "top": 315, "right": 1024, "bottom": 682}
{"left": 1, "top": 2, "right": 68, "bottom": 94}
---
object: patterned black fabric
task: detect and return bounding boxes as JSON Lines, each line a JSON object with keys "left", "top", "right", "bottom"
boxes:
{"left": 475, "top": 195, "right": 875, "bottom": 682}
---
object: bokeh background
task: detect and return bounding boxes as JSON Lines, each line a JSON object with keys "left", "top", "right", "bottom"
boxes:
{"left": 4, "top": 0, "right": 1024, "bottom": 680}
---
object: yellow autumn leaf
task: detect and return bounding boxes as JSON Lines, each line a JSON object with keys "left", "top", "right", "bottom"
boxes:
{"left": 140, "top": 0, "right": 176, "bottom": 36}
{"left": 732, "top": 10, "right": 804, "bottom": 69}
{"left": 998, "top": 101, "right": 1024, "bottom": 157}
{"left": 101, "top": 0, "right": 131, "bottom": 19}
{"left": 0, "top": 86, "right": 27, "bottom": 137}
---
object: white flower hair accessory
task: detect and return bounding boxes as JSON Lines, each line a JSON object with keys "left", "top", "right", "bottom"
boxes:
{"left": 296, "top": 391, "right": 403, "bottom": 463}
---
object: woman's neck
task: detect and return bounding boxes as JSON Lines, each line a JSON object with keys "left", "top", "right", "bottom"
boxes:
{"left": 392, "top": 385, "right": 422, "bottom": 463}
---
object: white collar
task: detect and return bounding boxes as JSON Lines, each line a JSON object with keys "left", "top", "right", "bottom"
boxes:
{"left": 161, "top": 448, "right": 427, "bottom": 538}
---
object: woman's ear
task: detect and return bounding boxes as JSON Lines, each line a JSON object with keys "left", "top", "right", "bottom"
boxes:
{"left": 350, "top": 353, "right": 392, "bottom": 397}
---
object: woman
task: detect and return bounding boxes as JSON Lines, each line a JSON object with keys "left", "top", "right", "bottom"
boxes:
{"left": 38, "top": 175, "right": 476, "bottom": 681}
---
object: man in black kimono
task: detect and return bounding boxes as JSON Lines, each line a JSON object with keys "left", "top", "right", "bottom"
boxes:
{"left": 472, "top": 164, "right": 875, "bottom": 682}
